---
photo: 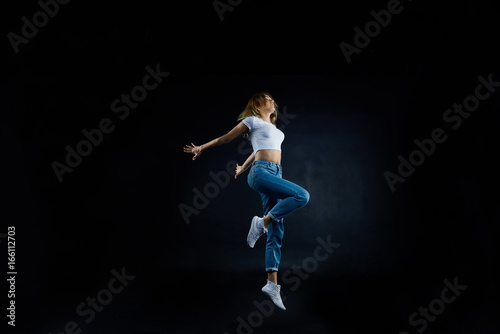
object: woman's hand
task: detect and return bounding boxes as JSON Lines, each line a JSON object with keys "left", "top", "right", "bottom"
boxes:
{"left": 235, "top": 152, "right": 254, "bottom": 179}
{"left": 183, "top": 143, "right": 202, "bottom": 160}
{"left": 235, "top": 163, "right": 244, "bottom": 179}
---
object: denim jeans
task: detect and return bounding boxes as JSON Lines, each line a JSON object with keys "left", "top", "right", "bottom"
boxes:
{"left": 247, "top": 160, "right": 310, "bottom": 272}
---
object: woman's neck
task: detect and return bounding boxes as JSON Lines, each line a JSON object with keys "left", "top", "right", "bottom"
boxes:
{"left": 259, "top": 113, "right": 272, "bottom": 124}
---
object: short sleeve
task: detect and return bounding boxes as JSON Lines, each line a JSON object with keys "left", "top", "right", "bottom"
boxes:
{"left": 242, "top": 116, "right": 254, "bottom": 132}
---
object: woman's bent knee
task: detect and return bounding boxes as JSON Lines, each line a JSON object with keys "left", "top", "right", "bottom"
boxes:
{"left": 297, "top": 188, "right": 310, "bottom": 206}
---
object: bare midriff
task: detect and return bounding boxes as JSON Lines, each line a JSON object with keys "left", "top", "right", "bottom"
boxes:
{"left": 255, "top": 149, "right": 281, "bottom": 165}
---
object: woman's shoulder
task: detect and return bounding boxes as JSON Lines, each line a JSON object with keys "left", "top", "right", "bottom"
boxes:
{"left": 241, "top": 115, "right": 257, "bottom": 130}
{"left": 242, "top": 115, "right": 260, "bottom": 124}
{"left": 250, "top": 115, "right": 265, "bottom": 123}
{"left": 242, "top": 115, "right": 255, "bottom": 123}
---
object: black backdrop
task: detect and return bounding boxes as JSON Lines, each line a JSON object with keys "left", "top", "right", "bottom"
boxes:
{"left": 2, "top": 0, "right": 500, "bottom": 333}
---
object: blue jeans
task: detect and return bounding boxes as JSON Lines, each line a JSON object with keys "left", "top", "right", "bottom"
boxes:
{"left": 247, "top": 160, "right": 310, "bottom": 272}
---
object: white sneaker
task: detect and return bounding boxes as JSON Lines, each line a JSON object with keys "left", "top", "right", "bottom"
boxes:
{"left": 261, "top": 280, "right": 286, "bottom": 311}
{"left": 247, "top": 216, "right": 267, "bottom": 248}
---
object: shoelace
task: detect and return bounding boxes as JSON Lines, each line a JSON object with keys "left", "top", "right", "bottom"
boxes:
{"left": 273, "top": 284, "right": 284, "bottom": 298}
{"left": 253, "top": 226, "right": 266, "bottom": 238}
{"left": 269, "top": 282, "right": 281, "bottom": 292}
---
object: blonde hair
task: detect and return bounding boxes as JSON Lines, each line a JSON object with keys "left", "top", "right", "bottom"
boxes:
{"left": 237, "top": 92, "right": 278, "bottom": 125}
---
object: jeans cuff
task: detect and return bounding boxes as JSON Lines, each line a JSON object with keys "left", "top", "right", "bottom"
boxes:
{"left": 268, "top": 211, "right": 278, "bottom": 222}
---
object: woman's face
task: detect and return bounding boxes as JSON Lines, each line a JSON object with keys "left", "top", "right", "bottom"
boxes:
{"left": 261, "top": 95, "right": 275, "bottom": 113}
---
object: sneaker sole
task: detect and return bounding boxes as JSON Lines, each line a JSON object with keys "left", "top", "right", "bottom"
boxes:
{"left": 247, "top": 216, "right": 259, "bottom": 248}
{"left": 262, "top": 288, "right": 286, "bottom": 311}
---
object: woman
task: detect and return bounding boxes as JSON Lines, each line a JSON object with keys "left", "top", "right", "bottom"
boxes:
{"left": 183, "top": 92, "right": 309, "bottom": 310}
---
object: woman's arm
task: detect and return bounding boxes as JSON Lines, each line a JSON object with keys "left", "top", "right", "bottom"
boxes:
{"left": 235, "top": 152, "right": 255, "bottom": 179}
{"left": 184, "top": 121, "right": 248, "bottom": 160}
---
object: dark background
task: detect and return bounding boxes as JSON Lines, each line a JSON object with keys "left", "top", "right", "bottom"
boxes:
{"left": 2, "top": 0, "right": 500, "bottom": 333}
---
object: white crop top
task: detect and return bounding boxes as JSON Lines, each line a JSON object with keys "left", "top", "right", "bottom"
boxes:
{"left": 242, "top": 116, "right": 285, "bottom": 154}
